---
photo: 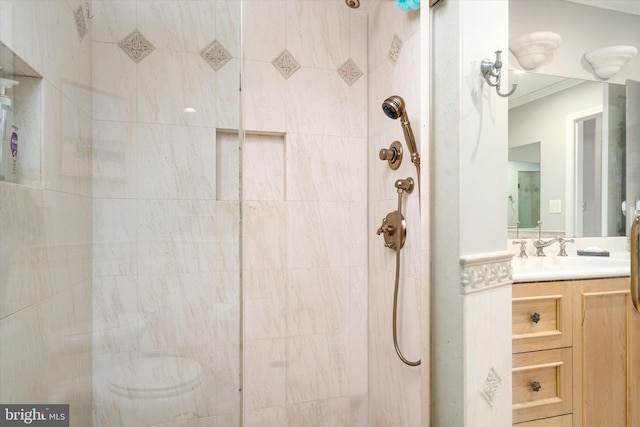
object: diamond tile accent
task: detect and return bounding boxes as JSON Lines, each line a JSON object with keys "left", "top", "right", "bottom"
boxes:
{"left": 481, "top": 367, "right": 502, "bottom": 407}
{"left": 74, "top": 6, "right": 87, "bottom": 40}
{"left": 338, "top": 59, "right": 363, "bottom": 86}
{"left": 388, "top": 34, "right": 403, "bottom": 66}
{"left": 272, "top": 50, "right": 301, "bottom": 80}
{"left": 200, "top": 40, "right": 232, "bottom": 72}
{"left": 118, "top": 30, "right": 155, "bottom": 64}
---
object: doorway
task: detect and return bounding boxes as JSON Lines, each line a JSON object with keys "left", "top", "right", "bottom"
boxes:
{"left": 518, "top": 170, "right": 541, "bottom": 228}
{"left": 576, "top": 114, "right": 603, "bottom": 237}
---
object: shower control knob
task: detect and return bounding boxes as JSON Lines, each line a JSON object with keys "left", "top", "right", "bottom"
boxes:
{"left": 379, "top": 141, "right": 403, "bottom": 170}
{"left": 379, "top": 148, "right": 395, "bottom": 160}
{"left": 376, "top": 217, "right": 394, "bottom": 235}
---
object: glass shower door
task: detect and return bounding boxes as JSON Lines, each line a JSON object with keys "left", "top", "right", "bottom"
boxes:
{"left": 0, "top": 1, "right": 242, "bottom": 425}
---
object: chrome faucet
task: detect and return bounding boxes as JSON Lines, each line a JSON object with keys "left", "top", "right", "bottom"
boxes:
{"left": 533, "top": 237, "right": 558, "bottom": 257}
{"left": 532, "top": 220, "right": 557, "bottom": 257}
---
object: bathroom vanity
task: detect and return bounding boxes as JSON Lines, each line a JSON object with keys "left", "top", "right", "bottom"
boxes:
{"left": 512, "top": 271, "right": 640, "bottom": 426}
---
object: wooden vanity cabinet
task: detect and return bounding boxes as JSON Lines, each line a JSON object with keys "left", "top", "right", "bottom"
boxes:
{"left": 512, "top": 277, "right": 640, "bottom": 426}
{"left": 512, "top": 281, "right": 573, "bottom": 425}
{"left": 571, "top": 277, "right": 640, "bottom": 427}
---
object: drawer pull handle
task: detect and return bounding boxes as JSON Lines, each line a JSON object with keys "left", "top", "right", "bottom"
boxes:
{"left": 531, "top": 381, "right": 542, "bottom": 392}
{"left": 530, "top": 312, "right": 541, "bottom": 323}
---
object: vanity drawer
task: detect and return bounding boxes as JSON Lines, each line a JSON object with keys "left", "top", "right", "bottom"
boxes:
{"left": 512, "top": 281, "right": 572, "bottom": 353}
{"left": 512, "top": 348, "right": 572, "bottom": 424}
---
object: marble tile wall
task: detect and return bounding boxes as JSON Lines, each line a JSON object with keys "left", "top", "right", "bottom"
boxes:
{"left": 91, "top": 0, "right": 241, "bottom": 426}
{"left": 367, "top": 1, "right": 423, "bottom": 426}
{"left": 0, "top": 0, "right": 428, "bottom": 426}
{"left": 242, "top": 1, "right": 368, "bottom": 426}
{"left": 0, "top": 1, "right": 93, "bottom": 425}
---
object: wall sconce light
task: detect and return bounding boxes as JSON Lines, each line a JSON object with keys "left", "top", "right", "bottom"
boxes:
{"left": 584, "top": 45, "right": 637, "bottom": 80}
{"left": 481, "top": 50, "right": 517, "bottom": 98}
{"left": 509, "top": 31, "right": 562, "bottom": 70}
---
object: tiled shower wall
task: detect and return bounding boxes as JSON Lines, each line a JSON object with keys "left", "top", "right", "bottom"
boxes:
{"left": 0, "top": 1, "right": 425, "bottom": 426}
{"left": 242, "top": 1, "right": 369, "bottom": 425}
{"left": 0, "top": 0, "right": 93, "bottom": 425}
{"left": 91, "top": 1, "right": 241, "bottom": 425}
{"left": 368, "top": 1, "right": 423, "bottom": 426}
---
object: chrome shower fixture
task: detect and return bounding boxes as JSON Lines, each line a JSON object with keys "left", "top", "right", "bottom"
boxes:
{"left": 345, "top": 0, "right": 360, "bottom": 9}
{"left": 382, "top": 96, "right": 420, "bottom": 168}
{"left": 481, "top": 50, "right": 517, "bottom": 97}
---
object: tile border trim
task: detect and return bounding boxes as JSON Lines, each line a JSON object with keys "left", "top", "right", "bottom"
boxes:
{"left": 460, "top": 251, "right": 513, "bottom": 294}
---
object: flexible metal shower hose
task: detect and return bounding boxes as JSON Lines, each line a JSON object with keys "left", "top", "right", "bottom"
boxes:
{"left": 393, "top": 186, "right": 421, "bottom": 367}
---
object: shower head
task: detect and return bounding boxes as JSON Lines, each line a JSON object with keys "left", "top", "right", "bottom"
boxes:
{"left": 381, "top": 95, "right": 420, "bottom": 167}
{"left": 382, "top": 95, "right": 405, "bottom": 120}
{"left": 345, "top": 0, "right": 360, "bottom": 9}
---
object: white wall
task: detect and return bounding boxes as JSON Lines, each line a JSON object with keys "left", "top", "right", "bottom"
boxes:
{"left": 432, "top": 1, "right": 512, "bottom": 426}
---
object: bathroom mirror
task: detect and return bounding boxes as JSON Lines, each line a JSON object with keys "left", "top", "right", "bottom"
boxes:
{"left": 508, "top": 71, "right": 627, "bottom": 238}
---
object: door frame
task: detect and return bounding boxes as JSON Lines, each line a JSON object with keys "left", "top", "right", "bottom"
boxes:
{"left": 565, "top": 106, "right": 603, "bottom": 236}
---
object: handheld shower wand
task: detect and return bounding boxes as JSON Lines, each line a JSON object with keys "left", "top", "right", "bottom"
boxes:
{"left": 382, "top": 96, "right": 420, "bottom": 169}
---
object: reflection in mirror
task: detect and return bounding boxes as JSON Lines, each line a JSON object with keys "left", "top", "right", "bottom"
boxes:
{"left": 508, "top": 142, "right": 540, "bottom": 229}
{"left": 508, "top": 71, "right": 626, "bottom": 238}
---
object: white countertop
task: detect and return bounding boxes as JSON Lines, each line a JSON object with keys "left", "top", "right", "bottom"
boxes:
{"left": 511, "top": 255, "right": 630, "bottom": 283}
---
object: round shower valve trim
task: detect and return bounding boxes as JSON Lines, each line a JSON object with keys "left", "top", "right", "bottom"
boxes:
{"left": 376, "top": 210, "right": 407, "bottom": 250}
{"left": 379, "top": 141, "right": 403, "bottom": 170}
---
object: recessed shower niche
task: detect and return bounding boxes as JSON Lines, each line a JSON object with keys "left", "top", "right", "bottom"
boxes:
{"left": 0, "top": 42, "right": 42, "bottom": 187}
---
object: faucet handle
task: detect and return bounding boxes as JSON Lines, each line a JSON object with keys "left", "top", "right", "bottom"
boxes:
{"left": 557, "top": 237, "right": 575, "bottom": 257}
{"left": 512, "top": 240, "right": 528, "bottom": 258}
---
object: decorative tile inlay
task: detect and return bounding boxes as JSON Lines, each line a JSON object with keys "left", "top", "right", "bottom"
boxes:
{"left": 337, "top": 59, "right": 363, "bottom": 86}
{"left": 272, "top": 50, "right": 301, "bottom": 80}
{"left": 388, "top": 34, "right": 403, "bottom": 66}
{"left": 460, "top": 251, "right": 513, "bottom": 294}
{"left": 200, "top": 40, "right": 232, "bottom": 72}
{"left": 118, "top": 30, "right": 155, "bottom": 64}
{"left": 74, "top": 6, "right": 87, "bottom": 40}
{"left": 481, "top": 367, "right": 502, "bottom": 407}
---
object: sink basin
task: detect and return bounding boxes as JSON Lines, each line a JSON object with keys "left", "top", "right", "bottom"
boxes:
{"left": 512, "top": 255, "right": 630, "bottom": 283}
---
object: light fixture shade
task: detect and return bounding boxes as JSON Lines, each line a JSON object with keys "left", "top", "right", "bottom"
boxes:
{"left": 584, "top": 45, "right": 637, "bottom": 80}
{"left": 509, "top": 32, "right": 562, "bottom": 70}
